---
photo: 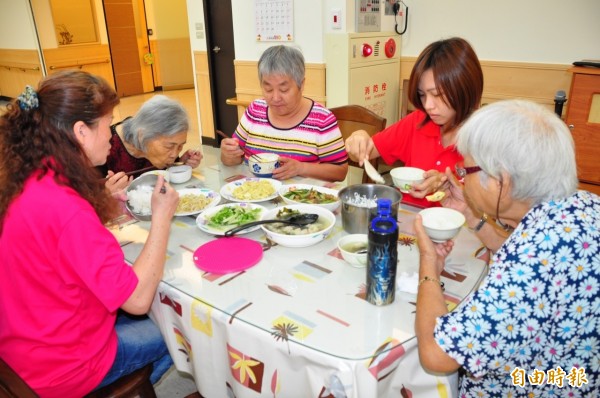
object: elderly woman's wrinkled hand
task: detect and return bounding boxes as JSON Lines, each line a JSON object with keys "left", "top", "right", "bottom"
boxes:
{"left": 344, "top": 130, "right": 374, "bottom": 166}
{"left": 105, "top": 170, "right": 132, "bottom": 196}
{"left": 180, "top": 148, "right": 203, "bottom": 168}
{"left": 440, "top": 167, "right": 469, "bottom": 213}
{"left": 271, "top": 156, "right": 304, "bottom": 180}
{"left": 151, "top": 176, "right": 179, "bottom": 221}
{"left": 414, "top": 214, "right": 454, "bottom": 275}
{"left": 221, "top": 137, "right": 244, "bottom": 164}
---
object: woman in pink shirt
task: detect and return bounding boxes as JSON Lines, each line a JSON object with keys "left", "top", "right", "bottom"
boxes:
{"left": 0, "top": 71, "right": 179, "bottom": 397}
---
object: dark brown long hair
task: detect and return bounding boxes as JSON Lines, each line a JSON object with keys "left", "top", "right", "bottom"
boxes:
{"left": 0, "top": 70, "right": 120, "bottom": 227}
{"left": 408, "top": 37, "right": 484, "bottom": 130}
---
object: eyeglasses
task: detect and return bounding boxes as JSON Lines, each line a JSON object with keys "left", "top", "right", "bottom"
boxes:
{"left": 455, "top": 163, "right": 482, "bottom": 178}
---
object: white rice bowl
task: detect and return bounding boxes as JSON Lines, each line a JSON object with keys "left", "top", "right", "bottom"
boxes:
{"left": 127, "top": 185, "right": 153, "bottom": 215}
{"left": 260, "top": 204, "right": 336, "bottom": 248}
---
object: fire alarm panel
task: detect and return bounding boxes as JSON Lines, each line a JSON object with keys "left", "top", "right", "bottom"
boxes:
{"left": 356, "top": 0, "right": 381, "bottom": 33}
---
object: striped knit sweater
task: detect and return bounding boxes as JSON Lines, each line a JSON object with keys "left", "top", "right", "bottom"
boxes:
{"left": 234, "top": 99, "right": 348, "bottom": 164}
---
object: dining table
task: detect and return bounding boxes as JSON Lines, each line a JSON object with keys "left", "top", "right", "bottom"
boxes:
{"left": 109, "top": 154, "right": 490, "bottom": 398}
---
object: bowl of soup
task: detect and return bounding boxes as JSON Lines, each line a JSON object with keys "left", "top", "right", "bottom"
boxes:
{"left": 260, "top": 204, "right": 336, "bottom": 248}
{"left": 337, "top": 234, "right": 368, "bottom": 267}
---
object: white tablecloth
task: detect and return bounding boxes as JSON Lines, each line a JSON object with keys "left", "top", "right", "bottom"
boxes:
{"left": 110, "top": 161, "right": 489, "bottom": 398}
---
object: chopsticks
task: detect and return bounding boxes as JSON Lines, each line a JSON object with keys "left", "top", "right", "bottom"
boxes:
{"left": 216, "top": 130, "right": 265, "bottom": 162}
{"left": 100, "top": 165, "right": 157, "bottom": 183}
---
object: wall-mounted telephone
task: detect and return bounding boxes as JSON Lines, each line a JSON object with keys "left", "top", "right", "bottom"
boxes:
{"left": 393, "top": 1, "right": 408, "bottom": 35}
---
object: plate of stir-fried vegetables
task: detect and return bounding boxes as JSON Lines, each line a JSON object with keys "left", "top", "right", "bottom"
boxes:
{"left": 278, "top": 184, "right": 340, "bottom": 212}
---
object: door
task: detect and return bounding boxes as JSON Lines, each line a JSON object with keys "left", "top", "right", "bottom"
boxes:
{"left": 103, "top": 0, "right": 153, "bottom": 97}
{"left": 204, "top": 0, "right": 238, "bottom": 143}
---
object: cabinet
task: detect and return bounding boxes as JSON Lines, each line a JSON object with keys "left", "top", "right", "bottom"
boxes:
{"left": 566, "top": 67, "right": 600, "bottom": 196}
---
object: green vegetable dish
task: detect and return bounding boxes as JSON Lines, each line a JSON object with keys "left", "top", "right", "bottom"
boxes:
{"left": 283, "top": 188, "right": 337, "bottom": 204}
{"left": 207, "top": 206, "right": 262, "bottom": 229}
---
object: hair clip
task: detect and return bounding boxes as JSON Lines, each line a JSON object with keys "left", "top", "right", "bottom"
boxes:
{"left": 17, "top": 85, "right": 39, "bottom": 111}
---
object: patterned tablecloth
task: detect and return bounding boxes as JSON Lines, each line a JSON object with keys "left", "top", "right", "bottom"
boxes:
{"left": 110, "top": 161, "right": 490, "bottom": 398}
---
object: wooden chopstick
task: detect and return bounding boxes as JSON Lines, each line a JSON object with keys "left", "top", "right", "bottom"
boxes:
{"left": 215, "top": 130, "right": 230, "bottom": 139}
{"left": 100, "top": 165, "right": 157, "bottom": 183}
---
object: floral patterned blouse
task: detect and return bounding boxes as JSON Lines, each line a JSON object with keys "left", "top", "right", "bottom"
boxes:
{"left": 435, "top": 190, "right": 600, "bottom": 397}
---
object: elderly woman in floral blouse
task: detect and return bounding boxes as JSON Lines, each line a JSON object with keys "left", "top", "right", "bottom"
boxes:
{"left": 414, "top": 100, "right": 600, "bottom": 397}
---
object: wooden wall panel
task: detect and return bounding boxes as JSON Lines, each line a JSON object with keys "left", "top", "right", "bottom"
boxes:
{"left": 42, "top": 44, "right": 115, "bottom": 89}
{"left": 156, "top": 38, "right": 194, "bottom": 90}
{"left": 399, "top": 57, "right": 572, "bottom": 114}
{"left": 0, "top": 49, "right": 43, "bottom": 98}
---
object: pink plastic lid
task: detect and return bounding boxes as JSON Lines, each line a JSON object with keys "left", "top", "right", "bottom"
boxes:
{"left": 193, "top": 237, "right": 263, "bottom": 274}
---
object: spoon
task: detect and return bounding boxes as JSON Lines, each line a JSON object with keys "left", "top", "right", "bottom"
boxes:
{"left": 224, "top": 213, "right": 319, "bottom": 237}
{"left": 363, "top": 158, "right": 385, "bottom": 184}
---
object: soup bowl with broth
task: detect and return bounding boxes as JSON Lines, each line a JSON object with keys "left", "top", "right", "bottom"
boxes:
{"left": 260, "top": 204, "right": 335, "bottom": 248}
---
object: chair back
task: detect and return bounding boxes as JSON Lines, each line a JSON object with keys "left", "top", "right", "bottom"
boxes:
{"left": 0, "top": 358, "right": 38, "bottom": 398}
{"left": 330, "top": 105, "right": 386, "bottom": 183}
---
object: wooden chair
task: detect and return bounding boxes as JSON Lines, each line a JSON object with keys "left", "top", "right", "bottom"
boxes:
{"left": 330, "top": 104, "right": 386, "bottom": 183}
{"left": 0, "top": 357, "right": 156, "bottom": 398}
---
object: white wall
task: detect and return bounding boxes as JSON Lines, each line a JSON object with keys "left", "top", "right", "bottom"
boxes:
{"left": 186, "top": 0, "right": 599, "bottom": 65}
{"left": 0, "top": 0, "right": 39, "bottom": 50}
{"left": 396, "top": 0, "right": 600, "bottom": 63}
{"left": 231, "top": 0, "right": 325, "bottom": 63}
{"left": 186, "top": 0, "right": 206, "bottom": 51}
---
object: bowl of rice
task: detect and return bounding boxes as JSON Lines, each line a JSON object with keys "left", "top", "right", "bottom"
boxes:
{"left": 125, "top": 174, "right": 160, "bottom": 221}
{"left": 338, "top": 184, "right": 402, "bottom": 234}
{"left": 419, "top": 207, "right": 465, "bottom": 242}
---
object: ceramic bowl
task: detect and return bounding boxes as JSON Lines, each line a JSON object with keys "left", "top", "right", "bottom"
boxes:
{"left": 419, "top": 207, "right": 466, "bottom": 242}
{"left": 337, "top": 234, "right": 368, "bottom": 267}
{"left": 168, "top": 165, "right": 192, "bottom": 184}
{"left": 390, "top": 167, "right": 425, "bottom": 193}
{"left": 278, "top": 184, "right": 341, "bottom": 212}
{"left": 248, "top": 153, "right": 280, "bottom": 178}
{"left": 260, "top": 204, "right": 336, "bottom": 248}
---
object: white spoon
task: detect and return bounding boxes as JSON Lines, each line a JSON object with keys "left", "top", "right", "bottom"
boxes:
{"left": 363, "top": 158, "right": 385, "bottom": 184}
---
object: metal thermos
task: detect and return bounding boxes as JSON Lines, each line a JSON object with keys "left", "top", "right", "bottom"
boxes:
{"left": 366, "top": 198, "right": 398, "bottom": 305}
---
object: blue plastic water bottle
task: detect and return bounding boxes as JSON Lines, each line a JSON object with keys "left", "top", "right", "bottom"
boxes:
{"left": 366, "top": 198, "right": 398, "bottom": 305}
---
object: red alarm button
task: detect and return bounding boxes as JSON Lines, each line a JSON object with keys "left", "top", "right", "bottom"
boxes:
{"left": 384, "top": 38, "right": 396, "bottom": 58}
{"left": 362, "top": 44, "right": 373, "bottom": 57}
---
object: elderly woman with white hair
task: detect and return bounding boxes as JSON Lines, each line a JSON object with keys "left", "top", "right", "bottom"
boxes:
{"left": 413, "top": 100, "right": 600, "bottom": 396}
{"left": 100, "top": 94, "right": 202, "bottom": 192}
{"left": 220, "top": 45, "right": 348, "bottom": 182}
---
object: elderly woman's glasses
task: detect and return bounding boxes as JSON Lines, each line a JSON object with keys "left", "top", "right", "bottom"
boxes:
{"left": 455, "top": 163, "right": 482, "bottom": 178}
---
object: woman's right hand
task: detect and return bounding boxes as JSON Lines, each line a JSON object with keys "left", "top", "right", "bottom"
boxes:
{"left": 150, "top": 176, "right": 179, "bottom": 221}
{"left": 344, "top": 130, "right": 376, "bottom": 166}
{"left": 220, "top": 137, "right": 244, "bottom": 165}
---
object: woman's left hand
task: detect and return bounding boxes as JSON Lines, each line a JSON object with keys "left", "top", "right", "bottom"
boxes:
{"left": 410, "top": 169, "right": 447, "bottom": 199}
{"left": 414, "top": 214, "right": 454, "bottom": 276}
{"left": 271, "top": 157, "right": 305, "bottom": 180}
{"left": 180, "top": 148, "right": 203, "bottom": 168}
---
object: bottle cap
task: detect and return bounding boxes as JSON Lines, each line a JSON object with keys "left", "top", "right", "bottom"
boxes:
{"left": 370, "top": 198, "right": 397, "bottom": 233}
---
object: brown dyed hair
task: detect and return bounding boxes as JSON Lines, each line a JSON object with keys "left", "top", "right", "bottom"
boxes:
{"left": 408, "top": 37, "right": 483, "bottom": 129}
{"left": 0, "top": 70, "right": 120, "bottom": 227}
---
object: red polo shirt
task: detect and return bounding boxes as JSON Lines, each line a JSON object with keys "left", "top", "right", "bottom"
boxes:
{"left": 373, "top": 110, "right": 462, "bottom": 208}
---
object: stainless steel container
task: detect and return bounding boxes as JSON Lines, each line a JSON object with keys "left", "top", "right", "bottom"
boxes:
{"left": 338, "top": 184, "right": 402, "bottom": 234}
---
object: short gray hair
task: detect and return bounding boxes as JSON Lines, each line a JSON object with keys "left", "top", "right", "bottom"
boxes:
{"left": 457, "top": 100, "right": 578, "bottom": 206}
{"left": 258, "top": 45, "right": 305, "bottom": 88}
{"left": 122, "top": 95, "right": 189, "bottom": 151}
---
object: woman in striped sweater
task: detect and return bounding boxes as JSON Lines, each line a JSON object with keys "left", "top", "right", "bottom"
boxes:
{"left": 220, "top": 45, "right": 348, "bottom": 182}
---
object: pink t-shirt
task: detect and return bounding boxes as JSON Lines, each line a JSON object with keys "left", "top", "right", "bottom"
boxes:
{"left": 0, "top": 171, "right": 138, "bottom": 398}
{"left": 373, "top": 110, "right": 463, "bottom": 208}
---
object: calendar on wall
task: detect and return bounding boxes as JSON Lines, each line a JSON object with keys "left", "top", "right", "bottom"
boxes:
{"left": 255, "top": 0, "right": 294, "bottom": 42}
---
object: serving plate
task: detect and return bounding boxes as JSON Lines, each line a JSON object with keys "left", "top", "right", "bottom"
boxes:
{"left": 196, "top": 202, "right": 267, "bottom": 235}
{"left": 219, "top": 177, "right": 281, "bottom": 203}
{"left": 278, "top": 184, "right": 340, "bottom": 212}
{"left": 174, "top": 188, "right": 221, "bottom": 216}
